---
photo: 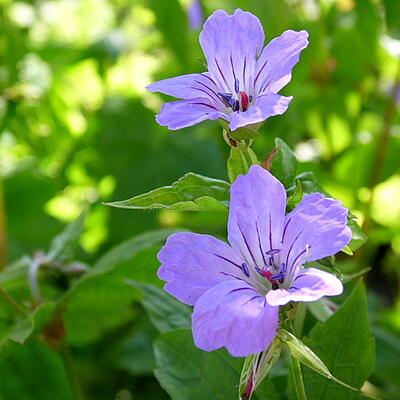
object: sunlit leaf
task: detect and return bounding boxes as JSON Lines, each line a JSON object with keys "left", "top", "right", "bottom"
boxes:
{"left": 106, "top": 173, "right": 229, "bottom": 213}
{"left": 271, "top": 138, "right": 297, "bottom": 188}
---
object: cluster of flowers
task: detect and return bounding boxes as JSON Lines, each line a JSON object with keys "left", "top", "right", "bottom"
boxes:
{"left": 148, "top": 9, "right": 351, "bottom": 358}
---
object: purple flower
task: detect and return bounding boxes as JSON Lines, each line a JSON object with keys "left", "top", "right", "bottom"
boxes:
{"left": 188, "top": 0, "right": 204, "bottom": 30}
{"left": 147, "top": 9, "right": 309, "bottom": 132}
{"left": 157, "top": 165, "right": 351, "bottom": 357}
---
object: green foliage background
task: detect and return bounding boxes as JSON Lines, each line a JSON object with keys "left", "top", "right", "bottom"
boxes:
{"left": 0, "top": 0, "right": 399, "bottom": 399}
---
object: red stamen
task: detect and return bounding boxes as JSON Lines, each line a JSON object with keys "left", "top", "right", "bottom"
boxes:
{"left": 240, "top": 91, "right": 249, "bottom": 111}
{"left": 262, "top": 270, "right": 277, "bottom": 284}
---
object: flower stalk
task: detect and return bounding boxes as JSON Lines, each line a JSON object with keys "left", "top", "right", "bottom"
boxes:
{"left": 290, "top": 354, "right": 307, "bottom": 400}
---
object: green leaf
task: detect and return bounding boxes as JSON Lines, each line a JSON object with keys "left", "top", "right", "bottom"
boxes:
{"left": 153, "top": 329, "right": 276, "bottom": 400}
{"left": 303, "top": 281, "right": 375, "bottom": 399}
{"left": 105, "top": 173, "right": 229, "bottom": 213}
{"left": 347, "top": 217, "right": 367, "bottom": 251}
{"left": 294, "top": 172, "right": 326, "bottom": 195}
{"left": 0, "top": 342, "right": 73, "bottom": 400}
{"left": 63, "top": 229, "right": 183, "bottom": 302}
{"left": 126, "top": 281, "right": 191, "bottom": 333}
{"left": 270, "top": 138, "right": 297, "bottom": 188}
{"left": 47, "top": 211, "right": 87, "bottom": 261}
{"left": 286, "top": 180, "right": 303, "bottom": 211}
{"left": 279, "top": 329, "right": 357, "bottom": 391}
{"left": 0, "top": 256, "right": 30, "bottom": 289}
{"left": 149, "top": 0, "right": 189, "bottom": 70}
{"left": 154, "top": 329, "right": 242, "bottom": 400}
{"left": 60, "top": 231, "right": 183, "bottom": 345}
{"left": 307, "top": 299, "right": 334, "bottom": 323}
{"left": 228, "top": 147, "right": 248, "bottom": 183}
{"left": 0, "top": 303, "right": 55, "bottom": 361}
{"left": 227, "top": 146, "right": 258, "bottom": 183}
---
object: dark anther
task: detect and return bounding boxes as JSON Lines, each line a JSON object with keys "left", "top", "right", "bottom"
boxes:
{"left": 241, "top": 263, "right": 250, "bottom": 277}
{"left": 272, "top": 283, "right": 279, "bottom": 290}
{"left": 234, "top": 78, "right": 240, "bottom": 94}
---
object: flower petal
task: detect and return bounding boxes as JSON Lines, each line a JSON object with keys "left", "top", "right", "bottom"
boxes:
{"left": 280, "top": 193, "right": 351, "bottom": 283}
{"left": 266, "top": 267, "right": 343, "bottom": 306}
{"left": 155, "top": 98, "right": 224, "bottom": 130}
{"left": 254, "top": 30, "right": 309, "bottom": 94}
{"left": 228, "top": 165, "right": 286, "bottom": 271}
{"left": 200, "top": 9, "right": 265, "bottom": 94}
{"left": 157, "top": 232, "right": 246, "bottom": 305}
{"left": 146, "top": 72, "right": 220, "bottom": 103}
{"left": 255, "top": 30, "right": 309, "bottom": 94}
{"left": 228, "top": 93, "right": 292, "bottom": 131}
{"left": 192, "top": 280, "right": 279, "bottom": 356}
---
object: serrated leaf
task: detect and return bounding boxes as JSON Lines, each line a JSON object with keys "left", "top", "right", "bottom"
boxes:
{"left": 279, "top": 329, "right": 357, "bottom": 391}
{"left": 270, "top": 138, "right": 297, "bottom": 188}
{"left": 126, "top": 280, "right": 191, "bottom": 333}
{"left": 303, "top": 281, "right": 375, "bottom": 399}
{"left": 106, "top": 173, "right": 229, "bottom": 213}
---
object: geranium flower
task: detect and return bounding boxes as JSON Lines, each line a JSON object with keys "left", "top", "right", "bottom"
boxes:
{"left": 157, "top": 165, "right": 351, "bottom": 357}
{"left": 147, "top": 9, "right": 309, "bottom": 132}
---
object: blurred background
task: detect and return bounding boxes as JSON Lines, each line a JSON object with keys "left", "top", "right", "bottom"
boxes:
{"left": 0, "top": 0, "right": 399, "bottom": 399}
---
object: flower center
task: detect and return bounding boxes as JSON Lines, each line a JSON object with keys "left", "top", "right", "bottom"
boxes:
{"left": 217, "top": 78, "right": 253, "bottom": 112}
{"left": 255, "top": 249, "right": 287, "bottom": 290}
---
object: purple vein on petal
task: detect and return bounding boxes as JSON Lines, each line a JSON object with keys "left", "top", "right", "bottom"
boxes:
{"left": 238, "top": 223, "right": 258, "bottom": 266}
{"left": 190, "top": 86, "right": 219, "bottom": 106}
{"left": 242, "top": 295, "right": 262, "bottom": 306}
{"left": 242, "top": 58, "right": 247, "bottom": 86}
{"left": 215, "top": 58, "right": 230, "bottom": 90}
{"left": 230, "top": 54, "right": 237, "bottom": 82}
{"left": 294, "top": 273, "right": 306, "bottom": 281}
{"left": 255, "top": 221, "right": 267, "bottom": 265}
{"left": 269, "top": 212, "right": 273, "bottom": 251}
{"left": 190, "top": 102, "right": 218, "bottom": 110}
{"left": 213, "top": 254, "right": 243, "bottom": 270}
{"left": 228, "top": 287, "right": 257, "bottom": 295}
{"left": 219, "top": 271, "right": 246, "bottom": 282}
{"left": 285, "top": 229, "right": 304, "bottom": 268}
{"left": 254, "top": 59, "right": 269, "bottom": 85}
{"left": 200, "top": 73, "right": 216, "bottom": 85}
{"left": 194, "top": 80, "right": 221, "bottom": 102}
{"left": 281, "top": 218, "right": 291, "bottom": 243}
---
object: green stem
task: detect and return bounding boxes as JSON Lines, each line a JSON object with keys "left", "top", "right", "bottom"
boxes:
{"left": 286, "top": 319, "right": 307, "bottom": 400}
{"left": 0, "top": 180, "right": 7, "bottom": 268}
{"left": 290, "top": 355, "right": 307, "bottom": 400}
{"left": 59, "top": 346, "right": 85, "bottom": 400}
{"left": 238, "top": 142, "right": 257, "bottom": 168}
{"left": 0, "top": 285, "right": 27, "bottom": 317}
